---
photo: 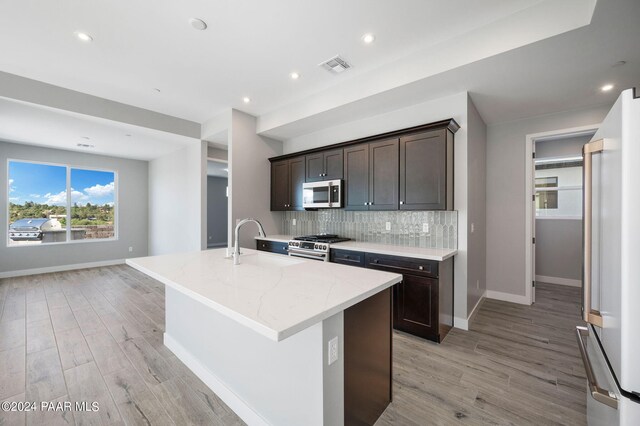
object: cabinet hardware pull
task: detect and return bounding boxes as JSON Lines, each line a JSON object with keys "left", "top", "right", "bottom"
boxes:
{"left": 583, "top": 139, "right": 604, "bottom": 327}
{"left": 400, "top": 201, "right": 404, "bottom": 205}
{"left": 418, "top": 266, "right": 424, "bottom": 270}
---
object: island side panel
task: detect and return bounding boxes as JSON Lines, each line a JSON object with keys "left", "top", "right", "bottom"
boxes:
{"left": 323, "top": 311, "right": 345, "bottom": 426}
{"left": 344, "top": 287, "right": 392, "bottom": 425}
{"left": 164, "top": 287, "right": 328, "bottom": 426}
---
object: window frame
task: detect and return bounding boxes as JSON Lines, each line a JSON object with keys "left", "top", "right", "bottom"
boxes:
{"left": 6, "top": 158, "right": 119, "bottom": 248}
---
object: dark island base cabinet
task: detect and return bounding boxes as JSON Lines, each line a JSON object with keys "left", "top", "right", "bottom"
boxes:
{"left": 330, "top": 249, "right": 454, "bottom": 343}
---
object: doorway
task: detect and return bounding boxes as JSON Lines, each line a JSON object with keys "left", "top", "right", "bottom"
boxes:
{"left": 525, "top": 124, "right": 599, "bottom": 304}
{"left": 207, "top": 159, "right": 229, "bottom": 248}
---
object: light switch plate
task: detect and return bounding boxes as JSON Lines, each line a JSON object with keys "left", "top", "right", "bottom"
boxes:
{"left": 328, "top": 337, "right": 338, "bottom": 365}
{"left": 423, "top": 223, "right": 429, "bottom": 233}
{"left": 471, "top": 223, "right": 475, "bottom": 233}
{"left": 385, "top": 222, "right": 391, "bottom": 231}
{"left": 292, "top": 218, "right": 296, "bottom": 226}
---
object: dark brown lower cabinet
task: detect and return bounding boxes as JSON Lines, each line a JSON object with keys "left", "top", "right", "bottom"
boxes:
{"left": 364, "top": 253, "right": 453, "bottom": 343}
{"left": 344, "top": 288, "right": 392, "bottom": 426}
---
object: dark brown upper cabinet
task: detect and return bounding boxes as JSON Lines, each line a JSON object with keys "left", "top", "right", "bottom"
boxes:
{"left": 399, "top": 129, "right": 453, "bottom": 210}
{"left": 305, "top": 149, "right": 343, "bottom": 182}
{"left": 269, "top": 119, "right": 459, "bottom": 212}
{"left": 344, "top": 139, "right": 398, "bottom": 211}
{"left": 369, "top": 139, "right": 399, "bottom": 211}
{"left": 270, "top": 156, "right": 305, "bottom": 211}
{"left": 343, "top": 144, "right": 369, "bottom": 210}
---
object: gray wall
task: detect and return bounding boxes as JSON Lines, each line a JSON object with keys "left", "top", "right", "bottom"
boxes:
{"left": 148, "top": 142, "right": 206, "bottom": 256}
{"left": 230, "top": 110, "right": 284, "bottom": 249}
{"left": 536, "top": 134, "right": 592, "bottom": 158}
{"left": 535, "top": 219, "right": 582, "bottom": 280}
{"left": 0, "top": 140, "right": 148, "bottom": 274}
{"left": 466, "top": 97, "right": 487, "bottom": 315}
{"left": 207, "top": 176, "right": 228, "bottom": 247}
{"left": 486, "top": 105, "right": 609, "bottom": 297}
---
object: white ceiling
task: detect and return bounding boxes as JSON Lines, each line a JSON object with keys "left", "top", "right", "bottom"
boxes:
{"left": 0, "top": 0, "right": 637, "bottom": 157}
{"left": 0, "top": 0, "right": 566, "bottom": 123}
{"left": 0, "top": 98, "right": 197, "bottom": 161}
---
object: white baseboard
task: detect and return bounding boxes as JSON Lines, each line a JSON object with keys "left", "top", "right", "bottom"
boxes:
{"left": 164, "top": 333, "right": 267, "bottom": 426}
{"left": 0, "top": 259, "right": 125, "bottom": 279}
{"left": 485, "top": 290, "right": 530, "bottom": 305}
{"left": 454, "top": 290, "right": 487, "bottom": 331}
{"left": 535, "top": 275, "right": 581, "bottom": 287}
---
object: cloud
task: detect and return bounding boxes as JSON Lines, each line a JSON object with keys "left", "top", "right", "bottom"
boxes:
{"left": 29, "top": 194, "right": 41, "bottom": 198}
{"left": 9, "top": 178, "right": 15, "bottom": 192}
{"left": 84, "top": 182, "right": 114, "bottom": 198}
{"left": 44, "top": 190, "right": 88, "bottom": 206}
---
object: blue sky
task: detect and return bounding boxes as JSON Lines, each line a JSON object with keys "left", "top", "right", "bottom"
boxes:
{"left": 8, "top": 161, "right": 115, "bottom": 206}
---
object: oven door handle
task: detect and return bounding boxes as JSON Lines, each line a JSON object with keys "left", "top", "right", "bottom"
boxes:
{"left": 288, "top": 250, "right": 327, "bottom": 261}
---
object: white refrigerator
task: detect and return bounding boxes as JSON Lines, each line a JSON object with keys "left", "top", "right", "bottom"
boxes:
{"left": 579, "top": 87, "right": 640, "bottom": 425}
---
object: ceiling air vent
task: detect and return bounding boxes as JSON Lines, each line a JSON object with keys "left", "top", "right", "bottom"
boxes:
{"left": 319, "top": 55, "right": 351, "bottom": 74}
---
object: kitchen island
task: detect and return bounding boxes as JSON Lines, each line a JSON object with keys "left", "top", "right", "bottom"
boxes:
{"left": 126, "top": 248, "right": 402, "bottom": 426}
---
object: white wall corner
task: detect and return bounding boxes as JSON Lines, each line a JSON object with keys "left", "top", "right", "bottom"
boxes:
{"left": 455, "top": 289, "right": 486, "bottom": 331}
{"left": 202, "top": 109, "right": 232, "bottom": 141}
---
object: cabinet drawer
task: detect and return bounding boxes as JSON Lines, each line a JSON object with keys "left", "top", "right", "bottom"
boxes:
{"left": 365, "top": 253, "right": 438, "bottom": 278}
{"left": 256, "top": 240, "right": 289, "bottom": 255}
{"left": 330, "top": 249, "right": 365, "bottom": 267}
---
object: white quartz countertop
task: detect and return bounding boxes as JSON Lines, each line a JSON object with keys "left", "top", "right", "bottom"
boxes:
{"left": 126, "top": 248, "right": 401, "bottom": 342}
{"left": 256, "top": 235, "right": 457, "bottom": 261}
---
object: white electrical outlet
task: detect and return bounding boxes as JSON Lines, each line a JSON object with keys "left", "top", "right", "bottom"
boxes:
{"left": 385, "top": 222, "right": 391, "bottom": 231}
{"left": 292, "top": 218, "right": 297, "bottom": 226}
{"left": 423, "top": 223, "right": 429, "bottom": 233}
{"left": 328, "top": 337, "right": 339, "bottom": 365}
{"left": 471, "top": 223, "right": 475, "bottom": 233}
{"left": 128, "top": 247, "right": 133, "bottom": 253}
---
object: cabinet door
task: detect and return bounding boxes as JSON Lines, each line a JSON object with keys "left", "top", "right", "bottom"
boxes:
{"left": 394, "top": 274, "right": 439, "bottom": 341}
{"left": 289, "top": 157, "right": 305, "bottom": 210}
{"left": 271, "top": 160, "right": 290, "bottom": 211}
{"left": 400, "top": 130, "right": 448, "bottom": 210}
{"left": 369, "top": 139, "right": 399, "bottom": 211}
{"left": 324, "top": 149, "right": 344, "bottom": 180}
{"left": 343, "top": 144, "right": 369, "bottom": 210}
{"left": 305, "top": 153, "right": 324, "bottom": 182}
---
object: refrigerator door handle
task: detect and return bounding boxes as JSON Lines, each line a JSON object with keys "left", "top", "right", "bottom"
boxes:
{"left": 576, "top": 326, "right": 619, "bottom": 409}
{"left": 583, "top": 139, "right": 604, "bottom": 327}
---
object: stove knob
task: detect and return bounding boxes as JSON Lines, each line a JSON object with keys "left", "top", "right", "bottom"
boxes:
{"left": 314, "top": 244, "right": 318, "bottom": 249}
{"left": 323, "top": 245, "right": 327, "bottom": 250}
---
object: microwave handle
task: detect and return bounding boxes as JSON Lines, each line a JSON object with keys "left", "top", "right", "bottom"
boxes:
{"left": 582, "top": 139, "right": 604, "bottom": 327}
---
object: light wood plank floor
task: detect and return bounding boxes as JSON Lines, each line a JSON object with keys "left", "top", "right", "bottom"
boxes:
{"left": 1, "top": 268, "right": 586, "bottom": 425}
{"left": 377, "top": 282, "right": 587, "bottom": 426}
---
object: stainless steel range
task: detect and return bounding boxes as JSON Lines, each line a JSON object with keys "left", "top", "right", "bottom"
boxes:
{"left": 287, "top": 234, "right": 351, "bottom": 262}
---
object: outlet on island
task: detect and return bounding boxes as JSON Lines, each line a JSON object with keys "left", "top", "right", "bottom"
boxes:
{"left": 328, "top": 336, "right": 339, "bottom": 365}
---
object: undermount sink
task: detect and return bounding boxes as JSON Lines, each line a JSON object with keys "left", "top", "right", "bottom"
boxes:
{"left": 235, "top": 252, "right": 304, "bottom": 268}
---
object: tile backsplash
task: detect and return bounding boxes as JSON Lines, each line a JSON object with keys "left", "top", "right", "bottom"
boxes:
{"left": 282, "top": 210, "right": 457, "bottom": 249}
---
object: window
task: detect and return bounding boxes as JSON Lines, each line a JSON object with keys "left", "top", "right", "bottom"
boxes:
{"left": 7, "top": 160, "right": 117, "bottom": 246}
{"left": 534, "top": 159, "right": 582, "bottom": 218}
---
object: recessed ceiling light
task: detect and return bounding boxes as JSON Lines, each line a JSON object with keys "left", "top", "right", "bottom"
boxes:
{"left": 362, "top": 33, "right": 375, "bottom": 44}
{"left": 243, "top": 97, "right": 251, "bottom": 104}
{"left": 290, "top": 72, "right": 300, "bottom": 80}
{"left": 601, "top": 84, "right": 614, "bottom": 92}
{"left": 75, "top": 32, "right": 93, "bottom": 42}
{"left": 153, "top": 88, "right": 161, "bottom": 93}
{"left": 189, "top": 18, "right": 208, "bottom": 31}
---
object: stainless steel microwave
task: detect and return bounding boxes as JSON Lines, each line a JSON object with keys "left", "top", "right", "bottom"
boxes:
{"left": 303, "top": 180, "right": 342, "bottom": 209}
